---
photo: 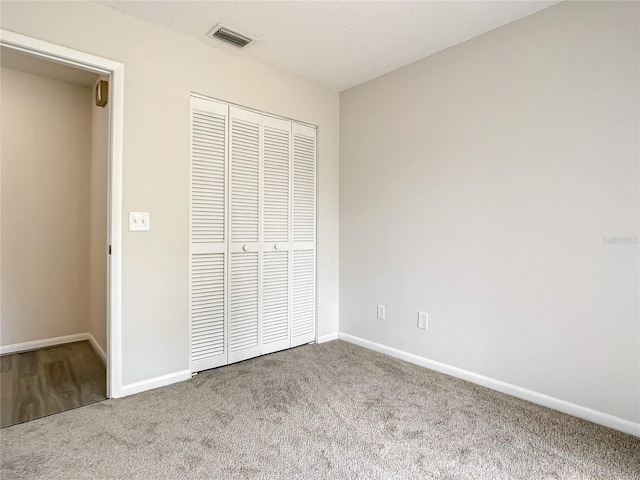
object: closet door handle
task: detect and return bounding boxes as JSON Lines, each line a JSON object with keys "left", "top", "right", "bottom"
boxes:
{"left": 242, "top": 244, "right": 249, "bottom": 252}
{"left": 274, "top": 244, "right": 281, "bottom": 250}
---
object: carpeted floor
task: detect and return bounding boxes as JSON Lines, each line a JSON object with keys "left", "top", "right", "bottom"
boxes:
{"left": 1, "top": 340, "right": 638, "bottom": 479}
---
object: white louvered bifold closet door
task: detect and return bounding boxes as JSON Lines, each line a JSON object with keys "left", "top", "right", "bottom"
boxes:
{"left": 189, "top": 97, "right": 228, "bottom": 372}
{"left": 228, "top": 107, "right": 262, "bottom": 364}
{"left": 191, "top": 97, "right": 317, "bottom": 372}
{"left": 291, "top": 123, "right": 317, "bottom": 347}
{"left": 261, "top": 116, "right": 292, "bottom": 355}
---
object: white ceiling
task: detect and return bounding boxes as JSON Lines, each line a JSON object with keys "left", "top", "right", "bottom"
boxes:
{"left": 98, "top": 1, "right": 560, "bottom": 92}
{"left": 1, "top": 47, "right": 99, "bottom": 86}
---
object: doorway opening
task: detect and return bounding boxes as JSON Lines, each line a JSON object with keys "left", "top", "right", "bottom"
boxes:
{"left": 0, "top": 30, "right": 124, "bottom": 426}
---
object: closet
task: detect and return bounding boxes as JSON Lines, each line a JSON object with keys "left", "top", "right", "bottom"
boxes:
{"left": 189, "top": 96, "right": 316, "bottom": 373}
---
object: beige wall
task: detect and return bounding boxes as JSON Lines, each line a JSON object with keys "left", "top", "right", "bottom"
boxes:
{"left": 1, "top": 68, "right": 92, "bottom": 345}
{"left": 340, "top": 1, "right": 639, "bottom": 423}
{"left": 89, "top": 76, "right": 109, "bottom": 353}
{"left": 0, "top": 1, "right": 340, "bottom": 386}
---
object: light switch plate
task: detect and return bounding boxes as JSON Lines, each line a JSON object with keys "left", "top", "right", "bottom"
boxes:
{"left": 129, "top": 212, "right": 150, "bottom": 231}
{"left": 418, "top": 312, "right": 428, "bottom": 330}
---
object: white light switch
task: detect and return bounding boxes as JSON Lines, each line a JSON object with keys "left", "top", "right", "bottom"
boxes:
{"left": 129, "top": 212, "right": 150, "bottom": 231}
{"left": 418, "top": 312, "right": 428, "bottom": 330}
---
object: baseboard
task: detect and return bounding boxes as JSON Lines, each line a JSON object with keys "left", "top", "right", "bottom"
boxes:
{"left": 118, "top": 370, "right": 192, "bottom": 398}
{"left": 1, "top": 332, "right": 108, "bottom": 365}
{"left": 317, "top": 332, "right": 339, "bottom": 343}
{"left": 86, "top": 333, "right": 107, "bottom": 367}
{"left": 0, "top": 333, "right": 91, "bottom": 355}
{"left": 338, "top": 333, "right": 640, "bottom": 438}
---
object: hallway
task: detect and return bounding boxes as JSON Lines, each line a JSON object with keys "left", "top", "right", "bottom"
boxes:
{"left": 0, "top": 341, "right": 106, "bottom": 428}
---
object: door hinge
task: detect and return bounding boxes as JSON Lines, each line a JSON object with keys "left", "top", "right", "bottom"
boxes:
{"left": 108, "top": 245, "right": 112, "bottom": 255}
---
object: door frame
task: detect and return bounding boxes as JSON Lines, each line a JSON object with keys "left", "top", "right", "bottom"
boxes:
{"left": 0, "top": 29, "right": 125, "bottom": 398}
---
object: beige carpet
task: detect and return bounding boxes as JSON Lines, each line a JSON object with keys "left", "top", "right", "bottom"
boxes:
{"left": 1, "top": 340, "right": 638, "bottom": 479}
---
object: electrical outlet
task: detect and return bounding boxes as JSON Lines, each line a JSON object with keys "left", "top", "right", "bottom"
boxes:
{"left": 377, "top": 304, "right": 386, "bottom": 320}
{"left": 418, "top": 312, "right": 428, "bottom": 330}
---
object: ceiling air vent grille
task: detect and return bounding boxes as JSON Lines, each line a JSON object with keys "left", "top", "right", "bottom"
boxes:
{"left": 207, "top": 24, "right": 254, "bottom": 48}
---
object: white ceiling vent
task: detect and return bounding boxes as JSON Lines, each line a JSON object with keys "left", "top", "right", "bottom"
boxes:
{"left": 207, "top": 23, "right": 255, "bottom": 48}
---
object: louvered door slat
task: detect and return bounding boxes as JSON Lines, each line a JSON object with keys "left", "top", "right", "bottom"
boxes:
{"left": 190, "top": 97, "right": 228, "bottom": 372}
{"left": 293, "top": 133, "right": 315, "bottom": 243}
{"left": 228, "top": 107, "right": 262, "bottom": 364}
{"left": 192, "top": 107, "right": 226, "bottom": 244}
{"left": 264, "top": 126, "right": 290, "bottom": 243}
{"left": 292, "top": 250, "right": 315, "bottom": 338}
{"left": 231, "top": 117, "right": 259, "bottom": 243}
{"left": 291, "top": 122, "right": 316, "bottom": 347}
{"left": 261, "top": 251, "right": 289, "bottom": 353}
{"left": 260, "top": 118, "right": 292, "bottom": 355}
{"left": 229, "top": 252, "right": 259, "bottom": 354}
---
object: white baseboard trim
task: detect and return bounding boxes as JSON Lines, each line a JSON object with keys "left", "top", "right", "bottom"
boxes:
{"left": 86, "top": 333, "right": 107, "bottom": 367}
{"left": 0, "top": 333, "right": 91, "bottom": 355}
{"left": 338, "top": 333, "right": 640, "bottom": 438}
{"left": 317, "top": 332, "right": 339, "bottom": 343}
{"left": 2, "top": 332, "right": 108, "bottom": 366}
{"left": 118, "top": 370, "right": 192, "bottom": 398}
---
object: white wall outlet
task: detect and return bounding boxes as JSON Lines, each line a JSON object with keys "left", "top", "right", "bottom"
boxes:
{"left": 418, "top": 311, "right": 428, "bottom": 330}
{"left": 377, "top": 304, "right": 386, "bottom": 320}
{"left": 129, "top": 212, "right": 150, "bottom": 231}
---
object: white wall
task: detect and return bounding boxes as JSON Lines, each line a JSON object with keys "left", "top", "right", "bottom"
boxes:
{"left": 0, "top": 1, "right": 340, "bottom": 386}
{"left": 1, "top": 68, "right": 92, "bottom": 345}
{"left": 89, "top": 76, "right": 109, "bottom": 353}
{"left": 340, "top": 1, "right": 639, "bottom": 424}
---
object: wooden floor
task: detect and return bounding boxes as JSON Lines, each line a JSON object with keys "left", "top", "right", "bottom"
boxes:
{"left": 0, "top": 341, "right": 106, "bottom": 428}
